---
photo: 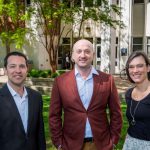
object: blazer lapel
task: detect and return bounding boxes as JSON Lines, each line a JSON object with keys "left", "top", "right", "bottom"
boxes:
{"left": 26, "top": 88, "right": 34, "bottom": 135}
{"left": 88, "top": 73, "right": 101, "bottom": 110}
{"left": 1, "top": 84, "right": 26, "bottom": 135}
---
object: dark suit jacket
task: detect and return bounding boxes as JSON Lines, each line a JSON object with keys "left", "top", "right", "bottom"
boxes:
{"left": 0, "top": 84, "right": 46, "bottom": 150}
{"left": 49, "top": 70, "right": 122, "bottom": 150}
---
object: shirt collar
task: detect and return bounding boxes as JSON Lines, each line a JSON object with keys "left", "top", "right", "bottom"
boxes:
{"left": 7, "top": 82, "right": 28, "bottom": 97}
{"left": 75, "top": 65, "right": 99, "bottom": 77}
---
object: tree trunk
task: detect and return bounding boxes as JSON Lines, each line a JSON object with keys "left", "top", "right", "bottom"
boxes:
{"left": 5, "top": 40, "right": 10, "bottom": 54}
{"left": 49, "top": 56, "right": 57, "bottom": 73}
{"left": 51, "top": 63, "right": 57, "bottom": 73}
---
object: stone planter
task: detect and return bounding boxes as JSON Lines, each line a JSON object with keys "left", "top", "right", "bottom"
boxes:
{"left": 0, "top": 68, "right": 4, "bottom": 76}
{"left": 25, "top": 77, "right": 54, "bottom": 96}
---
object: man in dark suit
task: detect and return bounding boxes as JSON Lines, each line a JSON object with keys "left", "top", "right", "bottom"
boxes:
{"left": 49, "top": 39, "right": 122, "bottom": 150}
{"left": 0, "top": 51, "right": 46, "bottom": 150}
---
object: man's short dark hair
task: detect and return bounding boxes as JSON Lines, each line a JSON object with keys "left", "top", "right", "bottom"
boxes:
{"left": 4, "top": 51, "right": 28, "bottom": 68}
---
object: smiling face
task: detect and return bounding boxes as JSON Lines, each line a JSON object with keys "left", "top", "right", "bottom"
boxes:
{"left": 72, "top": 39, "right": 95, "bottom": 70}
{"left": 4, "top": 55, "right": 28, "bottom": 89}
{"left": 128, "top": 56, "right": 150, "bottom": 84}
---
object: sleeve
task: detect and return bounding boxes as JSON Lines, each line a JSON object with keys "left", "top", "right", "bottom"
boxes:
{"left": 108, "top": 75, "right": 123, "bottom": 145}
{"left": 49, "top": 78, "right": 63, "bottom": 148}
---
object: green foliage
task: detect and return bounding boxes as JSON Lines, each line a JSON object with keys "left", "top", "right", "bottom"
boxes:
{"left": 47, "top": 70, "right": 52, "bottom": 76}
{"left": 39, "top": 71, "right": 49, "bottom": 78}
{"left": 51, "top": 72, "right": 59, "bottom": 78}
{"left": 57, "top": 70, "right": 66, "bottom": 75}
{"left": 0, "top": 0, "right": 32, "bottom": 51}
{"left": 29, "top": 69, "right": 40, "bottom": 78}
{"left": 28, "top": 69, "right": 63, "bottom": 78}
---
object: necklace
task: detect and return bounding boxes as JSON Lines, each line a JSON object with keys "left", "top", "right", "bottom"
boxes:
{"left": 130, "top": 99, "right": 141, "bottom": 126}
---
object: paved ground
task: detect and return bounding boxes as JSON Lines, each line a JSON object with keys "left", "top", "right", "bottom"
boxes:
{"left": 0, "top": 75, "right": 8, "bottom": 83}
{"left": 0, "top": 75, "right": 133, "bottom": 97}
{"left": 114, "top": 75, "right": 133, "bottom": 98}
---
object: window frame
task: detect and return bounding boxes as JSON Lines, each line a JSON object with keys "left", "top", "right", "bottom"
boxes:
{"left": 134, "top": 0, "right": 144, "bottom": 4}
{"left": 132, "top": 37, "right": 143, "bottom": 51}
{"left": 147, "top": 37, "right": 150, "bottom": 58}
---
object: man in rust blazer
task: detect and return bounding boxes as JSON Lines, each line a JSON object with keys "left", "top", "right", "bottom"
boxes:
{"left": 49, "top": 39, "right": 122, "bottom": 150}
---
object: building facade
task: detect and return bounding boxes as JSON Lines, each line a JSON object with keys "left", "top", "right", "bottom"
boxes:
{"left": 57, "top": 0, "right": 150, "bottom": 74}
{"left": 0, "top": 0, "right": 150, "bottom": 74}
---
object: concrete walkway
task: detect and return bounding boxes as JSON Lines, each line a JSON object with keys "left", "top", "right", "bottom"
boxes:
{"left": 0, "top": 75, "right": 132, "bottom": 97}
{"left": 114, "top": 75, "right": 132, "bottom": 92}
{"left": 0, "top": 75, "right": 8, "bottom": 83}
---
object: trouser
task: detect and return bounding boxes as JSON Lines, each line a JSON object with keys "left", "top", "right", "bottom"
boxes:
{"left": 82, "top": 141, "right": 97, "bottom": 150}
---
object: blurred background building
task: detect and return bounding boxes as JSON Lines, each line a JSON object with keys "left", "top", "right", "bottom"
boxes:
{"left": 0, "top": 0, "right": 150, "bottom": 74}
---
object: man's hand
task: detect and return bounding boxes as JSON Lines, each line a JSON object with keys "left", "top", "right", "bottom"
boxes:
{"left": 57, "top": 145, "right": 62, "bottom": 150}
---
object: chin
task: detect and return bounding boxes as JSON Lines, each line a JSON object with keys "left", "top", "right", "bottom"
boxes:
{"left": 133, "top": 80, "right": 144, "bottom": 84}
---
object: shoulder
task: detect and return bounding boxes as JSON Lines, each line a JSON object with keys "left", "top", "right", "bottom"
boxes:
{"left": 97, "top": 70, "right": 113, "bottom": 81}
{"left": 125, "top": 87, "right": 133, "bottom": 101}
{"left": 0, "top": 84, "right": 9, "bottom": 96}
{"left": 55, "top": 70, "right": 73, "bottom": 81}
{"left": 125, "top": 88, "right": 133, "bottom": 96}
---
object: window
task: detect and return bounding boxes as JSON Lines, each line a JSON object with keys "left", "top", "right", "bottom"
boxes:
{"left": 84, "top": 0, "right": 93, "bottom": 7}
{"left": 62, "top": 38, "right": 70, "bottom": 44}
{"left": 97, "top": 46, "right": 101, "bottom": 58}
{"left": 147, "top": 37, "right": 150, "bottom": 58}
{"left": 96, "top": 0, "right": 101, "bottom": 6}
{"left": 134, "top": 0, "right": 144, "bottom": 4}
{"left": 59, "top": 38, "right": 71, "bottom": 69}
{"left": 74, "top": 0, "right": 81, "bottom": 7}
{"left": 116, "top": 37, "right": 118, "bottom": 44}
{"left": 115, "top": 37, "right": 119, "bottom": 65}
{"left": 116, "top": 0, "right": 120, "bottom": 5}
{"left": 115, "top": 47, "right": 118, "bottom": 66}
{"left": 63, "top": 0, "right": 71, "bottom": 8}
{"left": 96, "top": 38, "right": 101, "bottom": 44}
{"left": 26, "top": 0, "right": 30, "bottom": 6}
{"left": 132, "top": 37, "right": 143, "bottom": 51}
{"left": 96, "top": 45, "right": 101, "bottom": 69}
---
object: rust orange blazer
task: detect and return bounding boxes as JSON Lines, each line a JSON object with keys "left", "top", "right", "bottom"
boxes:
{"left": 49, "top": 70, "right": 122, "bottom": 150}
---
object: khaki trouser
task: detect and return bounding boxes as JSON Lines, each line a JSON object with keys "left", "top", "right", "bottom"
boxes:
{"left": 82, "top": 142, "right": 97, "bottom": 150}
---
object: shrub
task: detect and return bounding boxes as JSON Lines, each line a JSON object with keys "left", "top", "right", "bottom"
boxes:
{"left": 57, "top": 70, "right": 66, "bottom": 75}
{"left": 47, "top": 69, "right": 51, "bottom": 76}
{"left": 29, "top": 69, "right": 40, "bottom": 78}
{"left": 39, "top": 71, "right": 49, "bottom": 78}
{"left": 51, "top": 72, "right": 59, "bottom": 78}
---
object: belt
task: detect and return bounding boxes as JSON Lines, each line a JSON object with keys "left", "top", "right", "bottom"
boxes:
{"left": 84, "top": 137, "right": 94, "bottom": 143}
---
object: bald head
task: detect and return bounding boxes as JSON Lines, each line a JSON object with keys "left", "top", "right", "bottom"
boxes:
{"left": 73, "top": 39, "right": 94, "bottom": 52}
